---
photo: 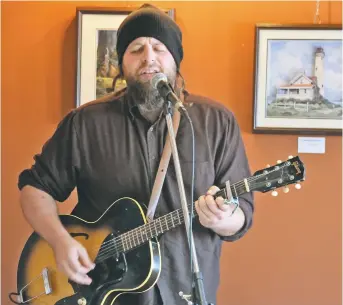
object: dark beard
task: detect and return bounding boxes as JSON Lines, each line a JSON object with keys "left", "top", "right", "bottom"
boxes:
{"left": 126, "top": 80, "right": 164, "bottom": 111}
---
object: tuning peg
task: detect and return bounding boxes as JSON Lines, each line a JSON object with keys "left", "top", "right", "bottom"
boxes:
{"left": 283, "top": 186, "right": 290, "bottom": 193}
{"left": 271, "top": 190, "right": 278, "bottom": 196}
{"left": 295, "top": 183, "right": 301, "bottom": 190}
{"left": 266, "top": 164, "right": 271, "bottom": 167}
{"left": 277, "top": 160, "right": 282, "bottom": 164}
{"left": 288, "top": 155, "right": 293, "bottom": 159}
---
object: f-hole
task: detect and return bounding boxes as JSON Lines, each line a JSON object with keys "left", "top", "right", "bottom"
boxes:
{"left": 70, "top": 233, "right": 89, "bottom": 240}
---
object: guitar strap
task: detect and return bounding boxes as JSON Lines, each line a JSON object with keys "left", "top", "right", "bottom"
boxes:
{"left": 146, "top": 107, "right": 181, "bottom": 222}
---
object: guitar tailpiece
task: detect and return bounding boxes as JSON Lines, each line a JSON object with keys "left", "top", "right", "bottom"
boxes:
{"left": 9, "top": 267, "right": 52, "bottom": 304}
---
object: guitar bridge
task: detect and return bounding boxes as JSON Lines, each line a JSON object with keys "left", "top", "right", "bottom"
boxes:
{"left": 15, "top": 267, "right": 52, "bottom": 304}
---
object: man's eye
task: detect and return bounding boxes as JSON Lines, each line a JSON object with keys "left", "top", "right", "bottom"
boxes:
{"left": 154, "top": 46, "right": 166, "bottom": 52}
{"left": 130, "top": 46, "right": 143, "bottom": 53}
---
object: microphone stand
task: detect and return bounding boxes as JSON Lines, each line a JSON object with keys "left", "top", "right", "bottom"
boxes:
{"left": 163, "top": 100, "right": 212, "bottom": 305}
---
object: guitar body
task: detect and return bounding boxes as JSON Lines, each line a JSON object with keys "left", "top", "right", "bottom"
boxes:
{"left": 16, "top": 197, "right": 161, "bottom": 305}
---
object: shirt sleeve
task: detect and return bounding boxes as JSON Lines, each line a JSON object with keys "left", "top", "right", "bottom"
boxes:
{"left": 18, "top": 110, "right": 81, "bottom": 202}
{"left": 213, "top": 111, "right": 254, "bottom": 242}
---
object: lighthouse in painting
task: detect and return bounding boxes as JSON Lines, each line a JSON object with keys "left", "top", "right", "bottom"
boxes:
{"left": 314, "top": 47, "right": 325, "bottom": 97}
{"left": 275, "top": 47, "right": 326, "bottom": 101}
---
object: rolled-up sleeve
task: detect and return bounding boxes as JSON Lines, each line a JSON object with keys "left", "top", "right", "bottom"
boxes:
{"left": 214, "top": 111, "right": 254, "bottom": 242}
{"left": 18, "top": 110, "right": 81, "bottom": 202}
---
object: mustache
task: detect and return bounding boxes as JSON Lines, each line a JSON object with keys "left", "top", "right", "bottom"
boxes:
{"left": 137, "top": 64, "right": 162, "bottom": 74}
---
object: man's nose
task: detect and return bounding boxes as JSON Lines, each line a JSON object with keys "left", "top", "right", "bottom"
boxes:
{"left": 142, "top": 46, "right": 156, "bottom": 64}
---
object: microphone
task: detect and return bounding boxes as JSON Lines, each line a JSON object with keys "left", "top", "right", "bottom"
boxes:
{"left": 151, "top": 73, "right": 184, "bottom": 110}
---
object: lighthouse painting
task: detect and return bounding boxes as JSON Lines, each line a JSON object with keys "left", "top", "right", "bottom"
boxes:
{"left": 253, "top": 25, "right": 342, "bottom": 134}
{"left": 266, "top": 41, "right": 342, "bottom": 119}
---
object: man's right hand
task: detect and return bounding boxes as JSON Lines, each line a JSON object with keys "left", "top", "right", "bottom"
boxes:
{"left": 51, "top": 235, "right": 96, "bottom": 285}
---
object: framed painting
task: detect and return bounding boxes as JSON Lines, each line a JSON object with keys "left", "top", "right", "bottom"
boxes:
{"left": 76, "top": 7, "right": 175, "bottom": 107}
{"left": 253, "top": 24, "right": 342, "bottom": 135}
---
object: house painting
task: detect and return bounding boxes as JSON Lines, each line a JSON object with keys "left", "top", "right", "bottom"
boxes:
{"left": 276, "top": 47, "right": 325, "bottom": 102}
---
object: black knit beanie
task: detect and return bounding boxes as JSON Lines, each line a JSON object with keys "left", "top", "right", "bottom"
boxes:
{"left": 116, "top": 4, "right": 183, "bottom": 71}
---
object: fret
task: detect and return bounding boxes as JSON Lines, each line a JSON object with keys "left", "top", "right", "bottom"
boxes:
{"left": 122, "top": 234, "right": 127, "bottom": 250}
{"left": 128, "top": 233, "right": 132, "bottom": 249}
{"left": 133, "top": 229, "right": 138, "bottom": 245}
{"left": 143, "top": 227, "right": 148, "bottom": 242}
{"left": 232, "top": 184, "right": 238, "bottom": 197}
{"left": 121, "top": 235, "right": 127, "bottom": 252}
{"left": 244, "top": 178, "right": 250, "bottom": 192}
{"left": 170, "top": 213, "right": 175, "bottom": 228}
{"left": 134, "top": 230, "right": 139, "bottom": 247}
{"left": 129, "top": 232, "right": 134, "bottom": 248}
{"left": 112, "top": 238, "right": 119, "bottom": 256}
{"left": 137, "top": 228, "right": 142, "bottom": 244}
{"left": 222, "top": 188, "right": 227, "bottom": 199}
{"left": 147, "top": 226, "right": 151, "bottom": 240}
{"left": 153, "top": 220, "right": 158, "bottom": 235}
{"left": 218, "top": 189, "right": 225, "bottom": 199}
{"left": 132, "top": 229, "right": 139, "bottom": 247}
{"left": 159, "top": 218, "right": 163, "bottom": 233}
{"left": 140, "top": 229, "right": 144, "bottom": 244}
{"left": 165, "top": 216, "right": 169, "bottom": 230}
{"left": 132, "top": 231, "right": 136, "bottom": 247}
{"left": 148, "top": 222, "right": 152, "bottom": 239}
{"left": 140, "top": 228, "right": 144, "bottom": 243}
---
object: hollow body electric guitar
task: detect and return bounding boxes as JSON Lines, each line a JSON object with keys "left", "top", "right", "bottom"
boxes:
{"left": 11, "top": 156, "right": 305, "bottom": 305}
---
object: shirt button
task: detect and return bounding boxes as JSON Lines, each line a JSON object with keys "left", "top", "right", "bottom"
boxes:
{"left": 149, "top": 127, "right": 154, "bottom": 132}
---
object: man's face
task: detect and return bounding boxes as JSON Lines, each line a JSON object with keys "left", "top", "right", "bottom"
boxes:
{"left": 122, "top": 37, "right": 177, "bottom": 89}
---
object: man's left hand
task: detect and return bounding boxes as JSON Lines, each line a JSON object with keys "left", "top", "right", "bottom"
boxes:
{"left": 195, "top": 186, "right": 233, "bottom": 230}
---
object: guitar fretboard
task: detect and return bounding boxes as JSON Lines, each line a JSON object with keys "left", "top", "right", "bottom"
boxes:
{"left": 95, "top": 179, "right": 248, "bottom": 262}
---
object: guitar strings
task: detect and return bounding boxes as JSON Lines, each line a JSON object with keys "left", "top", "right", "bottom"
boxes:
{"left": 87, "top": 164, "right": 291, "bottom": 262}
{"left": 95, "top": 209, "right": 189, "bottom": 261}
{"left": 96, "top": 200, "right": 206, "bottom": 262}
{"left": 94, "top": 185, "right": 250, "bottom": 262}
{"left": 39, "top": 213, "right": 185, "bottom": 279}
{"left": 95, "top": 210, "right": 190, "bottom": 262}
{"left": 38, "top": 165, "right": 293, "bottom": 279}
{"left": 88, "top": 170, "right": 275, "bottom": 261}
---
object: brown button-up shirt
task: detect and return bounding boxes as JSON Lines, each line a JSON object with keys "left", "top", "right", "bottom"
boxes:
{"left": 18, "top": 91, "right": 254, "bottom": 305}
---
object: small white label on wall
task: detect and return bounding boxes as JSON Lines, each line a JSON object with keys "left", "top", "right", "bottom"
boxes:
{"left": 298, "top": 137, "right": 325, "bottom": 154}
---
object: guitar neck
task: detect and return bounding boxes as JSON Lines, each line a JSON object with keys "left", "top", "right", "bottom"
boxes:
{"left": 115, "top": 179, "right": 248, "bottom": 254}
{"left": 95, "top": 156, "right": 305, "bottom": 261}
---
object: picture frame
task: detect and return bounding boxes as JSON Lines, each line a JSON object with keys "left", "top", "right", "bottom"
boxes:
{"left": 253, "top": 24, "right": 342, "bottom": 135}
{"left": 76, "top": 6, "right": 175, "bottom": 107}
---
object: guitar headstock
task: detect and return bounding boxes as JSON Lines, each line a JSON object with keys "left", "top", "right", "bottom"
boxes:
{"left": 250, "top": 155, "right": 305, "bottom": 196}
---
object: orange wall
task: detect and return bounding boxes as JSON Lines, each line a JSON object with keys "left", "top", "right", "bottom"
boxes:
{"left": 2, "top": 1, "right": 342, "bottom": 305}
